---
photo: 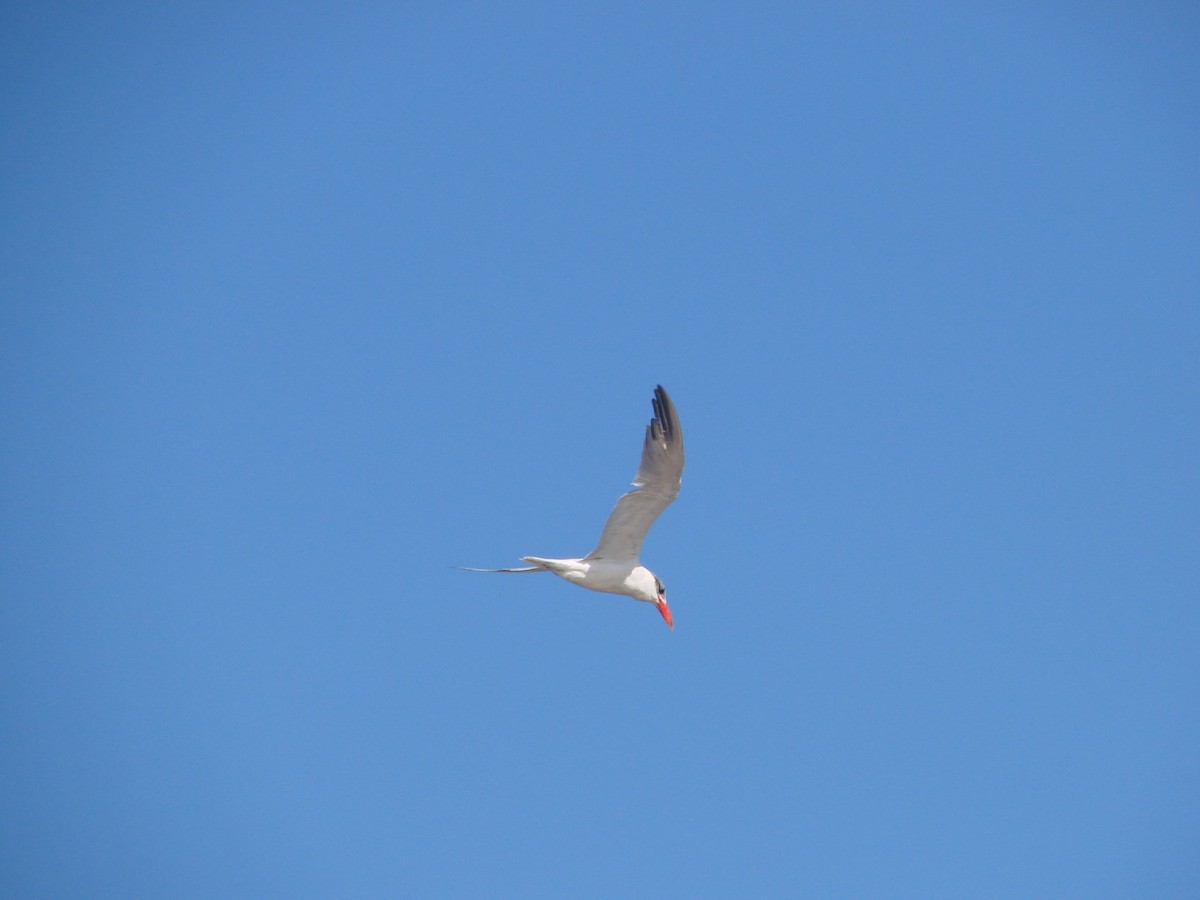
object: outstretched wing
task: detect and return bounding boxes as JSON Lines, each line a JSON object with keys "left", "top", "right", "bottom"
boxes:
{"left": 585, "top": 385, "right": 684, "bottom": 563}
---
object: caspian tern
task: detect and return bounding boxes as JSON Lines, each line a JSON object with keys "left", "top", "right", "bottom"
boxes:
{"left": 460, "top": 385, "right": 684, "bottom": 629}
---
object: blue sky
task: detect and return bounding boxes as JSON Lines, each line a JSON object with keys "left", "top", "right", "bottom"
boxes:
{"left": 2, "top": 3, "right": 1197, "bottom": 896}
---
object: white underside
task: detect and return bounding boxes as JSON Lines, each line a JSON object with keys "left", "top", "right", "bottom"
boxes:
{"left": 521, "top": 556, "right": 652, "bottom": 601}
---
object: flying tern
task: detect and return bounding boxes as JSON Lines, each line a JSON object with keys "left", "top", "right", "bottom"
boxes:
{"left": 460, "top": 384, "right": 684, "bottom": 629}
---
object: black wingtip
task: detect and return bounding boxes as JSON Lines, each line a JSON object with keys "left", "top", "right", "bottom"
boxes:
{"left": 650, "top": 385, "right": 676, "bottom": 440}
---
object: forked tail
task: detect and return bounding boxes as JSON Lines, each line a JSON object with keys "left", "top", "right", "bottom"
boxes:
{"left": 454, "top": 564, "right": 547, "bottom": 573}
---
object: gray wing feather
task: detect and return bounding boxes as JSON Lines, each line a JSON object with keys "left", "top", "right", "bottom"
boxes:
{"left": 585, "top": 385, "right": 684, "bottom": 562}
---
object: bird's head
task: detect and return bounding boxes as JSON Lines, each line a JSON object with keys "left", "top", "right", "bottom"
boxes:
{"left": 628, "top": 567, "right": 673, "bottom": 629}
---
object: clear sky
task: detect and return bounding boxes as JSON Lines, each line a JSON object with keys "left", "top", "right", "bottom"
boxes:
{"left": 2, "top": 4, "right": 1197, "bottom": 897}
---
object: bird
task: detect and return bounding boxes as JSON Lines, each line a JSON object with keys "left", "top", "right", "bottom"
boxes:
{"left": 459, "top": 385, "right": 684, "bottom": 629}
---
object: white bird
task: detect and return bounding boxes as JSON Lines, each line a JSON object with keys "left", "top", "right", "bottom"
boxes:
{"left": 460, "top": 385, "right": 684, "bottom": 629}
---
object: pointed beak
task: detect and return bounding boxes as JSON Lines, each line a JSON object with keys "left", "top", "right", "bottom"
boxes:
{"left": 656, "top": 599, "right": 674, "bottom": 630}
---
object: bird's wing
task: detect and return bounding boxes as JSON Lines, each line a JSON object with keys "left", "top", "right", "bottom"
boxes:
{"left": 585, "top": 385, "right": 684, "bottom": 562}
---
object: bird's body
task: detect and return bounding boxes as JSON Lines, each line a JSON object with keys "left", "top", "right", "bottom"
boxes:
{"left": 459, "top": 385, "right": 684, "bottom": 629}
